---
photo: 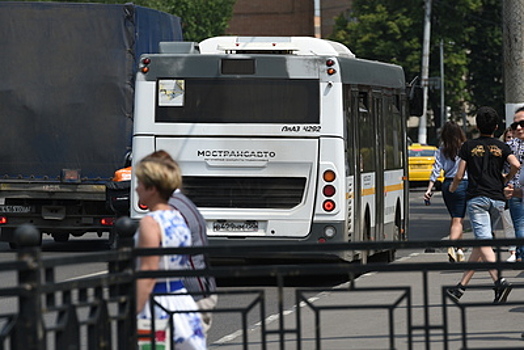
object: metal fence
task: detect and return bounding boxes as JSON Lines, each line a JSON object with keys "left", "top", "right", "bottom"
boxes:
{"left": 1, "top": 219, "right": 524, "bottom": 349}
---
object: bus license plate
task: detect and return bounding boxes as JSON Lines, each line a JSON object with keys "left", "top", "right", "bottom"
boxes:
{"left": 213, "top": 220, "right": 258, "bottom": 232}
{"left": 0, "top": 205, "right": 32, "bottom": 213}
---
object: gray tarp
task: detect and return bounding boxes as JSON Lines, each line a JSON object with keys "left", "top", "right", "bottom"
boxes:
{"left": 0, "top": 2, "right": 182, "bottom": 181}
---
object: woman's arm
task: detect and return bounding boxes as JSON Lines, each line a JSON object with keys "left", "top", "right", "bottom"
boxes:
{"left": 505, "top": 154, "right": 521, "bottom": 183}
{"left": 425, "top": 149, "right": 443, "bottom": 200}
{"left": 449, "top": 159, "right": 467, "bottom": 193}
{"left": 136, "top": 215, "right": 162, "bottom": 313}
{"left": 424, "top": 181, "right": 435, "bottom": 201}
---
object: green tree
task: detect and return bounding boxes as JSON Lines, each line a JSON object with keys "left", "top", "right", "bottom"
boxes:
{"left": 134, "top": 0, "right": 236, "bottom": 42}
{"left": 463, "top": 0, "right": 503, "bottom": 117}
{"left": 329, "top": 0, "right": 502, "bottom": 123}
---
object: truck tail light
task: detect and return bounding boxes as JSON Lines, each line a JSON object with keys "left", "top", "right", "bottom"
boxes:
{"left": 100, "top": 217, "right": 115, "bottom": 226}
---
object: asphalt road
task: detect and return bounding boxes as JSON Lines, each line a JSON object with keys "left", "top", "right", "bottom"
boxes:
{"left": 208, "top": 187, "right": 456, "bottom": 344}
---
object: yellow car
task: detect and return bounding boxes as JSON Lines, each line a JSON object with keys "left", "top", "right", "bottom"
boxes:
{"left": 408, "top": 143, "right": 444, "bottom": 185}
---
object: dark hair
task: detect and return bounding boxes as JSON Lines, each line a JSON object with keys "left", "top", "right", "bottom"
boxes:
{"left": 476, "top": 106, "right": 500, "bottom": 135}
{"left": 515, "top": 106, "right": 524, "bottom": 115}
{"left": 440, "top": 121, "right": 466, "bottom": 159}
{"left": 502, "top": 127, "right": 513, "bottom": 142}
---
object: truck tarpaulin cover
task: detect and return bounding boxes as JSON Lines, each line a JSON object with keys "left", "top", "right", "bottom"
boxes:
{"left": 0, "top": 2, "right": 182, "bottom": 181}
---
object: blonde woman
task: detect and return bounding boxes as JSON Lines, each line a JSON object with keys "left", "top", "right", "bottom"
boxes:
{"left": 135, "top": 156, "right": 206, "bottom": 349}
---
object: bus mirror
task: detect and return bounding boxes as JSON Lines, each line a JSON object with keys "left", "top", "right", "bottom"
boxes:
{"left": 406, "top": 76, "right": 423, "bottom": 117}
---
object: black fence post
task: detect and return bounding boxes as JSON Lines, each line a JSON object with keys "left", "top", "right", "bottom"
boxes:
{"left": 113, "top": 217, "right": 138, "bottom": 350}
{"left": 14, "top": 223, "right": 45, "bottom": 350}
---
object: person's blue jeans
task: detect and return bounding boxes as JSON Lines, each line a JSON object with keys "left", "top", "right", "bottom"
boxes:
{"left": 467, "top": 196, "right": 505, "bottom": 240}
{"left": 508, "top": 197, "right": 524, "bottom": 259}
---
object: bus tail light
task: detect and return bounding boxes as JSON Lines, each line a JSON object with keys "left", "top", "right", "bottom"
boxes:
{"left": 138, "top": 202, "right": 149, "bottom": 211}
{"left": 326, "top": 59, "right": 337, "bottom": 75}
{"left": 322, "top": 170, "right": 337, "bottom": 212}
{"left": 323, "top": 185, "right": 336, "bottom": 197}
{"left": 140, "top": 57, "right": 151, "bottom": 74}
{"left": 323, "top": 199, "right": 335, "bottom": 212}
{"left": 323, "top": 170, "right": 336, "bottom": 182}
{"left": 0, "top": 217, "right": 6, "bottom": 225}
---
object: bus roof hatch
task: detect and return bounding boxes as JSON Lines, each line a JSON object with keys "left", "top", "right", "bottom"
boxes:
{"left": 199, "top": 36, "right": 356, "bottom": 58}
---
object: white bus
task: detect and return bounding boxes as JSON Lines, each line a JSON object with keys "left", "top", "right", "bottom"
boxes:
{"left": 130, "top": 36, "right": 410, "bottom": 262}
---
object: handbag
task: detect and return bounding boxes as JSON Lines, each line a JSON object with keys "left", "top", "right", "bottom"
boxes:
{"left": 137, "top": 317, "right": 171, "bottom": 350}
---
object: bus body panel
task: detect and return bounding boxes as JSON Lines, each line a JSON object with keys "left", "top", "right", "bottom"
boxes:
{"left": 140, "top": 137, "right": 321, "bottom": 239}
{"left": 383, "top": 169, "right": 405, "bottom": 240}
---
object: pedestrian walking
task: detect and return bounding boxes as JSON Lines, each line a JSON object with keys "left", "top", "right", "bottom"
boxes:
{"left": 447, "top": 106, "right": 520, "bottom": 303}
{"left": 424, "top": 121, "right": 468, "bottom": 262}
{"left": 142, "top": 150, "right": 218, "bottom": 334}
{"left": 135, "top": 156, "right": 206, "bottom": 349}
{"left": 504, "top": 108, "right": 524, "bottom": 262}
{"left": 500, "top": 126, "right": 517, "bottom": 262}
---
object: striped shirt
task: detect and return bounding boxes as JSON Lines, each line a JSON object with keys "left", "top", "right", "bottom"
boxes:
{"left": 505, "top": 138, "right": 524, "bottom": 188}
{"left": 430, "top": 147, "right": 468, "bottom": 182}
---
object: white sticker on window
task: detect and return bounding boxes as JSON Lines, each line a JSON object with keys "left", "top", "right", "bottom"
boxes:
{"left": 158, "top": 79, "right": 185, "bottom": 106}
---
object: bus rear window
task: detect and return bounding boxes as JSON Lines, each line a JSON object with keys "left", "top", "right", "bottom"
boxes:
{"left": 155, "top": 78, "right": 319, "bottom": 123}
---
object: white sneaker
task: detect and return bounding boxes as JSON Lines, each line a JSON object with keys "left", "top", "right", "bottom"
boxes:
{"left": 507, "top": 254, "right": 517, "bottom": 263}
{"left": 456, "top": 249, "right": 465, "bottom": 262}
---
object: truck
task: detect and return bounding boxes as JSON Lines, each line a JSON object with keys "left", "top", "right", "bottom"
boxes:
{"left": 0, "top": 2, "right": 183, "bottom": 247}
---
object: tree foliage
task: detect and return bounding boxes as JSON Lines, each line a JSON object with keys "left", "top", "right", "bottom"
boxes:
{"left": 329, "top": 0, "right": 503, "bottom": 123}
{"left": 133, "top": 0, "right": 236, "bottom": 42}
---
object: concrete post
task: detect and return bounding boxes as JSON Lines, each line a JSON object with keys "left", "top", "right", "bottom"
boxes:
{"left": 418, "top": 0, "right": 432, "bottom": 144}
{"left": 113, "top": 216, "right": 138, "bottom": 349}
{"left": 503, "top": 0, "right": 524, "bottom": 125}
{"left": 15, "top": 224, "right": 45, "bottom": 350}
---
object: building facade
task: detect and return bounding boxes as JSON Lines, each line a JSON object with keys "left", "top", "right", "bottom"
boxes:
{"left": 226, "top": 0, "right": 315, "bottom": 36}
{"left": 320, "top": 0, "right": 353, "bottom": 37}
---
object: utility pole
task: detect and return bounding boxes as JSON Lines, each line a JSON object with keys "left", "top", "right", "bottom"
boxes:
{"left": 418, "top": 0, "right": 432, "bottom": 144}
{"left": 440, "top": 40, "right": 445, "bottom": 129}
{"left": 503, "top": 0, "right": 524, "bottom": 126}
